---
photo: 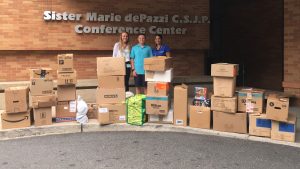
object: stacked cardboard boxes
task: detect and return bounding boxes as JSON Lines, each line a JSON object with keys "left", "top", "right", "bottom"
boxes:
{"left": 29, "top": 68, "right": 55, "bottom": 127}
{"left": 144, "top": 56, "right": 173, "bottom": 123}
{"left": 56, "top": 54, "right": 77, "bottom": 122}
{"left": 96, "top": 57, "right": 126, "bottom": 125}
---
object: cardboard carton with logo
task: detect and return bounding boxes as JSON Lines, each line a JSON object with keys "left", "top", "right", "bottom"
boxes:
{"left": 211, "top": 63, "right": 239, "bottom": 77}
{"left": 249, "top": 114, "right": 271, "bottom": 137}
{"left": 146, "top": 96, "right": 170, "bottom": 115}
{"left": 30, "top": 78, "right": 54, "bottom": 96}
{"left": 87, "top": 103, "right": 98, "bottom": 119}
{"left": 98, "top": 103, "right": 126, "bottom": 123}
{"left": 96, "top": 87, "right": 125, "bottom": 104}
{"left": 145, "top": 68, "right": 173, "bottom": 82}
{"left": 97, "top": 57, "right": 125, "bottom": 76}
{"left": 271, "top": 113, "right": 296, "bottom": 142}
{"left": 211, "top": 95, "right": 237, "bottom": 113}
{"left": 189, "top": 105, "right": 211, "bottom": 129}
{"left": 57, "top": 85, "right": 76, "bottom": 101}
{"left": 33, "top": 107, "right": 52, "bottom": 127}
{"left": 147, "top": 82, "right": 169, "bottom": 96}
{"left": 5, "top": 86, "right": 29, "bottom": 114}
{"left": 1, "top": 110, "right": 31, "bottom": 129}
{"left": 213, "top": 77, "right": 236, "bottom": 97}
{"left": 57, "top": 70, "right": 77, "bottom": 85}
{"left": 57, "top": 54, "right": 74, "bottom": 73}
{"left": 144, "top": 56, "right": 172, "bottom": 71}
{"left": 148, "top": 109, "right": 173, "bottom": 124}
{"left": 237, "top": 88, "right": 264, "bottom": 114}
{"left": 31, "top": 95, "right": 56, "bottom": 108}
{"left": 56, "top": 101, "right": 76, "bottom": 118}
{"left": 174, "top": 84, "right": 188, "bottom": 126}
{"left": 29, "top": 68, "right": 54, "bottom": 79}
{"left": 98, "top": 76, "right": 125, "bottom": 89}
{"left": 266, "top": 95, "right": 289, "bottom": 122}
{"left": 213, "top": 111, "right": 247, "bottom": 134}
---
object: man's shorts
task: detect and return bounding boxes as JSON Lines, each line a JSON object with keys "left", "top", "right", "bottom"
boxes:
{"left": 134, "top": 74, "right": 147, "bottom": 87}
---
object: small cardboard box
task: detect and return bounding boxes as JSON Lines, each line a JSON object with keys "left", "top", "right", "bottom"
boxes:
{"left": 98, "top": 108, "right": 113, "bottom": 125}
{"left": 56, "top": 101, "right": 76, "bottom": 118}
{"left": 57, "top": 54, "right": 74, "bottom": 73}
{"left": 29, "top": 68, "right": 54, "bottom": 79}
{"left": 271, "top": 113, "right": 296, "bottom": 142}
{"left": 1, "top": 110, "right": 31, "bottom": 129}
{"left": 57, "top": 70, "right": 77, "bottom": 85}
{"left": 98, "top": 103, "right": 126, "bottom": 123}
{"left": 213, "top": 111, "right": 247, "bottom": 134}
{"left": 97, "top": 57, "right": 125, "bottom": 76}
{"left": 144, "top": 56, "right": 172, "bottom": 71}
{"left": 31, "top": 95, "right": 56, "bottom": 108}
{"left": 98, "top": 76, "right": 125, "bottom": 89}
{"left": 249, "top": 114, "right": 271, "bottom": 137}
{"left": 174, "top": 84, "right": 188, "bottom": 126}
{"left": 189, "top": 105, "right": 211, "bottom": 129}
{"left": 213, "top": 77, "right": 236, "bottom": 97}
{"left": 211, "top": 63, "right": 239, "bottom": 77}
{"left": 5, "top": 86, "right": 29, "bottom": 114}
{"left": 33, "top": 107, "right": 52, "bottom": 127}
{"left": 146, "top": 96, "right": 170, "bottom": 115}
{"left": 57, "top": 85, "right": 76, "bottom": 101}
{"left": 148, "top": 109, "right": 173, "bottom": 124}
{"left": 237, "top": 88, "right": 264, "bottom": 114}
{"left": 87, "top": 103, "right": 98, "bottom": 119}
{"left": 266, "top": 95, "right": 289, "bottom": 122}
{"left": 194, "top": 87, "right": 208, "bottom": 100}
{"left": 147, "top": 82, "right": 169, "bottom": 96}
{"left": 30, "top": 78, "right": 54, "bottom": 96}
{"left": 211, "top": 95, "right": 237, "bottom": 113}
{"left": 145, "top": 68, "right": 173, "bottom": 82}
{"left": 96, "top": 87, "right": 125, "bottom": 104}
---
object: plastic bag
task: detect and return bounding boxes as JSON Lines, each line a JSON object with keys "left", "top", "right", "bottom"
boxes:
{"left": 127, "top": 94, "right": 146, "bottom": 126}
{"left": 76, "top": 95, "right": 88, "bottom": 124}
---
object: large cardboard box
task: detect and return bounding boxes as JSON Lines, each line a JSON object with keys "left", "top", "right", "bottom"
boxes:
{"left": 271, "top": 113, "right": 296, "bottom": 142}
{"left": 148, "top": 109, "right": 173, "bottom": 124}
{"left": 33, "top": 107, "right": 52, "bottom": 127}
{"left": 98, "top": 103, "right": 126, "bottom": 123}
{"left": 249, "top": 114, "right": 271, "bottom": 137}
{"left": 145, "top": 68, "right": 173, "bottom": 82}
{"left": 211, "top": 95, "right": 237, "bottom": 113}
{"left": 57, "top": 85, "right": 76, "bottom": 101}
{"left": 213, "top": 77, "right": 236, "bottom": 97}
{"left": 96, "top": 87, "right": 125, "bottom": 104}
{"left": 57, "top": 54, "right": 73, "bottom": 73}
{"left": 174, "top": 84, "right": 188, "bottom": 126}
{"left": 31, "top": 95, "right": 56, "bottom": 108}
{"left": 144, "top": 56, "right": 172, "bottom": 71}
{"left": 98, "top": 76, "right": 125, "bottom": 89}
{"left": 146, "top": 96, "right": 170, "bottom": 115}
{"left": 5, "top": 86, "right": 29, "bottom": 113}
{"left": 30, "top": 78, "right": 54, "bottom": 96}
{"left": 97, "top": 57, "right": 125, "bottom": 76}
{"left": 56, "top": 101, "right": 76, "bottom": 118}
{"left": 189, "top": 105, "right": 211, "bottom": 129}
{"left": 266, "top": 96, "right": 289, "bottom": 122}
{"left": 87, "top": 103, "right": 98, "bottom": 119}
{"left": 29, "top": 68, "right": 54, "bottom": 79}
{"left": 211, "top": 63, "right": 239, "bottom": 77}
{"left": 147, "top": 82, "right": 169, "bottom": 96}
{"left": 237, "top": 88, "right": 264, "bottom": 114}
{"left": 57, "top": 70, "right": 77, "bottom": 85}
{"left": 1, "top": 110, "right": 31, "bottom": 129}
{"left": 213, "top": 111, "right": 247, "bottom": 134}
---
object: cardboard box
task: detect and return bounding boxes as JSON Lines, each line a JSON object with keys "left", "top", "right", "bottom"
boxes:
{"left": 211, "top": 95, "right": 237, "bottom": 113}
{"left": 148, "top": 109, "right": 173, "bottom": 124}
{"left": 5, "top": 86, "right": 29, "bottom": 113}
{"left": 87, "top": 103, "right": 98, "bottom": 119}
{"left": 189, "top": 105, "right": 211, "bottom": 129}
{"left": 97, "top": 57, "right": 125, "bottom": 76}
{"left": 213, "top": 111, "right": 247, "bottom": 134}
{"left": 96, "top": 87, "right": 125, "bottom": 104}
{"left": 98, "top": 103, "right": 126, "bottom": 123}
{"left": 57, "top": 54, "right": 73, "bottom": 73}
{"left": 237, "top": 88, "right": 264, "bottom": 113}
{"left": 56, "top": 101, "right": 76, "bottom": 118}
{"left": 98, "top": 108, "right": 113, "bottom": 125}
{"left": 57, "top": 85, "right": 76, "bottom": 101}
{"left": 266, "top": 96, "right": 289, "bottom": 122}
{"left": 98, "top": 76, "right": 125, "bottom": 89}
{"left": 33, "top": 107, "right": 52, "bottom": 127}
{"left": 29, "top": 68, "right": 54, "bottom": 79}
{"left": 1, "top": 110, "right": 31, "bottom": 129}
{"left": 249, "top": 114, "right": 271, "bottom": 137}
{"left": 57, "top": 70, "right": 77, "bottom": 85}
{"left": 213, "top": 77, "right": 236, "bottom": 97}
{"left": 30, "top": 78, "right": 54, "bottom": 96}
{"left": 147, "top": 82, "right": 169, "bottom": 96}
{"left": 271, "top": 113, "right": 296, "bottom": 142}
{"left": 31, "top": 95, "right": 56, "bottom": 108}
{"left": 174, "top": 84, "right": 188, "bottom": 126}
{"left": 211, "top": 63, "right": 239, "bottom": 77}
{"left": 146, "top": 96, "right": 170, "bottom": 115}
{"left": 144, "top": 56, "right": 172, "bottom": 71}
{"left": 194, "top": 87, "right": 208, "bottom": 100}
{"left": 145, "top": 68, "right": 173, "bottom": 82}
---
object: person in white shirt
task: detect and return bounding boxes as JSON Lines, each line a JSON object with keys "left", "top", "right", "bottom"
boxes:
{"left": 113, "top": 32, "right": 131, "bottom": 91}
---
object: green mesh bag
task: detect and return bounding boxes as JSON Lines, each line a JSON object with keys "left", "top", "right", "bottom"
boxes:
{"left": 126, "top": 94, "right": 146, "bottom": 126}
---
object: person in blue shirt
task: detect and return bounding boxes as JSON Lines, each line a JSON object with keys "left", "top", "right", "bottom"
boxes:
{"left": 130, "top": 34, "right": 153, "bottom": 94}
{"left": 152, "top": 34, "right": 171, "bottom": 57}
